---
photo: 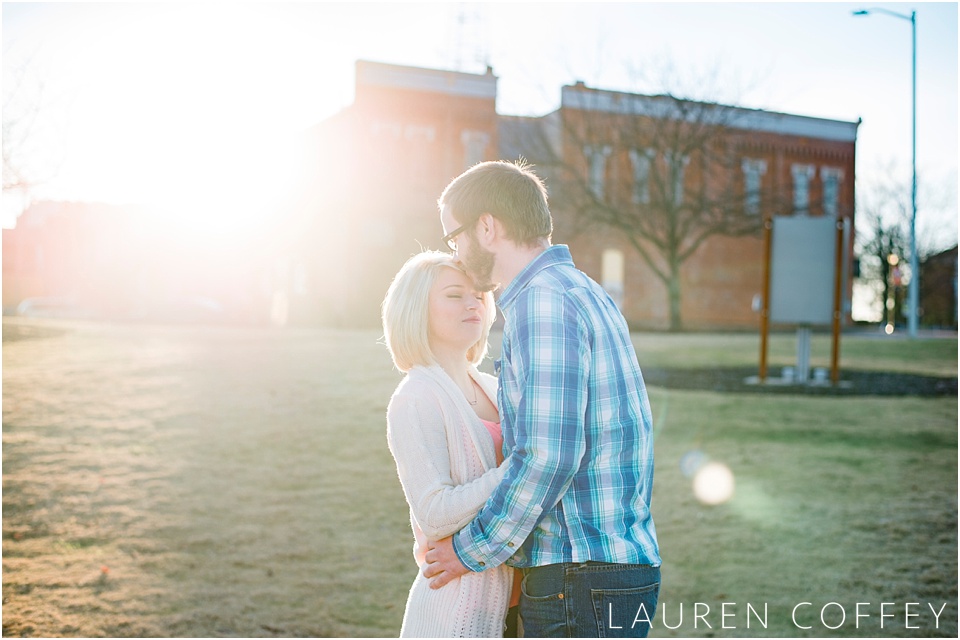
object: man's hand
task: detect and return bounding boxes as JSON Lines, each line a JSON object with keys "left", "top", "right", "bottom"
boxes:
{"left": 423, "top": 536, "right": 470, "bottom": 589}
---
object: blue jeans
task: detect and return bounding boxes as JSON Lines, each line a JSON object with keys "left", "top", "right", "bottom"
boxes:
{"left": 519, "top": 562, "right": 660, "bottom": 638}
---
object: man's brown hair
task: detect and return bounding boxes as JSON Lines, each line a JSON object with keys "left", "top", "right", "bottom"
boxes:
{"left": 438, "top": 160, "right": 553, "bottom": 246}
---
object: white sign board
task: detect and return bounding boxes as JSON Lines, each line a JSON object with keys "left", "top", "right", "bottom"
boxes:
{"left": 769, "top": 216, "right": 837, "bottom": 325}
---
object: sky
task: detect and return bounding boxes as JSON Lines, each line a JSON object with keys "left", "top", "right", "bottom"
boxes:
{"left": 2, "top": 1, "right": 958, "bottom": 249}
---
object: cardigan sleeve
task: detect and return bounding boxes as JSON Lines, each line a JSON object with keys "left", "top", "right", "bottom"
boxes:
{"left": 386, "top": 392, "right": 506, "bottom": 541}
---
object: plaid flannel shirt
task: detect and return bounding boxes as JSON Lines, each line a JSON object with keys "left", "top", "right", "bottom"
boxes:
{"left": 453, "top": 245, "right": 661, "bottom": 571}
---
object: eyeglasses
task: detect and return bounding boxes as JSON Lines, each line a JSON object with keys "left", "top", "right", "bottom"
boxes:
{"left": 441, "top": 223, "right": 470, "bottom": 252}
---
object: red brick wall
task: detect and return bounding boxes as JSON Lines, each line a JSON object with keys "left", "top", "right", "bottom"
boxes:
{"left": 551, "top": 91, "right": 856, "bottom": 330}
{"left": 292, "top": 64, "right": 501, "bottom": 326}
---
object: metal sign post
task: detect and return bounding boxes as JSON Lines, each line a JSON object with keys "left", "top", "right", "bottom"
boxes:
{"left": 759, "top": 215, "right": 849, "bottom": 386}
{"left": 759, "top": 217, "right": 773, "bottom": 383}
{"left": 830, "top": 219, "right": 845, "bottom": 384}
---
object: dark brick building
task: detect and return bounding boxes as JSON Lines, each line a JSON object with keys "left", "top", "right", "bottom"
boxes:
{"left": 920, "top": 245, "right": 958, "bottom": 328}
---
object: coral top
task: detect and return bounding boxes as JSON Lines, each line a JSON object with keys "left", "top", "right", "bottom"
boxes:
{"left": 480, "top": 419, "right": 504, "bottom": 465}
{"left": 480, "top": 418, "right": 523, "bottom": 610}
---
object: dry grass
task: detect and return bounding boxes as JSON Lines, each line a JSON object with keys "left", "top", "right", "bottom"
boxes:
{"left": 646, "top": 388, "right": 956, "bottom": 637}
{"left": 3, "top": 320, "right": 411, "bottom": 637}
{"left": 2, "top": 318, "right": 956, "bottom": 637}
{"left": 628, "top": 329, "right": 958, "bottom": 377}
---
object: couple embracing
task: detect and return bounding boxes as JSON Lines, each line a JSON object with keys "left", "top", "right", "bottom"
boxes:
{"left": 381, "top": 161, "right": 661, "bottom": 638}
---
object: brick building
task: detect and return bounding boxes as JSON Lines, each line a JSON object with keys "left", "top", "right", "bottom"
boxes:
{"left": 2, "top": 202, "right": 140, "bottom": 317}
{"left": 919, "top": 245, "right": 958, "bottom": 329}
{"left": 534, "top": 82, "right": 858, "bottom": 329}
{"left": 283, "top": 60, "right": 501, "bottom": 326}
{"left": 2, "top": 201, "right": 274, "bottom": 323}
{"left": 4, "top": 60, "right": 860, "bottom": 330}
{"left": 290, "top": 60, "right": 859, "bottom": 330}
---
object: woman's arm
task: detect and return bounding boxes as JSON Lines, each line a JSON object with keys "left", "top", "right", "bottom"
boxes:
{"left": 386, "top": 393, "right": 505, "bottom": 540}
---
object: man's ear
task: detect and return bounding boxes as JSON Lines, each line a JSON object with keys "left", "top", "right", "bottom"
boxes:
{"left": 476, "top": 213, "right": 499, "bottom": 244}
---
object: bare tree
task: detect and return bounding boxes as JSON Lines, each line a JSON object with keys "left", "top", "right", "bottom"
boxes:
{"left": 856, "top": 188, "right": 909, "bottom": 325}
{"left": 2, "top": 68, "right": 39, "bottom": 193}
{"left": 855, "top": 166, "right": 953, "bottom": 326}
{"left": 915, "top": 171, "right": 958, "bottom": 257}
{"left": 2, "top": 52, "right": 63, "bottom": 216}
{"left": 527, "top": 86, "right": 784, "bottom": 331}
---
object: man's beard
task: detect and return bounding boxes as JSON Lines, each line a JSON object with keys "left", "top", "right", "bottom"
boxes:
{"left": 463, "top": 244, "right": 497, "bottom": 293}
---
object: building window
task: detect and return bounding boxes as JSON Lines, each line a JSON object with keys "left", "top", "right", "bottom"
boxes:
{"left": 403, "top": 125, "right": 435, "bottom": 181}
{"left": 821, "top": 167, "right": 844, "bottom": 217}
{"left": 741, "top": 158, "right": 767, "bottom": 216}
{"left": 791, "top": 163, "right": 816, "bottom": 214}
{"left": 370, "top": 120, "right": 402, "bottom": 138}
{"left": 601, "top": 248, "right": 625, "bottom": 309}
{"left": 629, "top": 148, "right": 655, "bottom": 204}
{"left": 293, "top": 261, "right": 308, "bottom": 296}
{"left": 461, "top": 130, "right": 489, "bottom": 169}
{"left": 665, "top": 151, "right": 690, "bottom": 207}
{"left": 584, "top": 144, "right": 612, "bottom": 200}
{"left": 404, "top": 124, "right": 435, "bottom": 142}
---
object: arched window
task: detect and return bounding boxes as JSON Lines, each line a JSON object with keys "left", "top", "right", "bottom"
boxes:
{"left": 461, "top": 130, "right": 489, "bottom": 169}
{"left": 791, "top": 163, "right": 816, "bottom": 214}
{"left": 584, "top": 144, "right": 612, "bottom": 199}
{"left": 741, "top": 158, "right": 767, "bottom": 216}
{"left": 821, "top": 167, "right": 844, "bottom": 217}
{"left": 629, "top": 148, "right": 656, "bottom": 204}
{"left": 602, "top": 248, "right": 625, "bottom": 308}
{"left": 665, "top": 151, "right": 690, "bottom": 207}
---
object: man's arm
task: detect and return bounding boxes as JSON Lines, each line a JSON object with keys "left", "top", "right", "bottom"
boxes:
{"left": 441, "top": 288, "right": 590, "bottom": 577}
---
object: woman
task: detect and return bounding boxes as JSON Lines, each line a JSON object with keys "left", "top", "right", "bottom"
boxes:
{"left": 382, "top": 251, "right": 515, "bottom": 637}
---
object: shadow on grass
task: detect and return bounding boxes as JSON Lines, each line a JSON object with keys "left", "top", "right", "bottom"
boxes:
{"left": 644, "top": 366, "right": 957, "bottom": 396}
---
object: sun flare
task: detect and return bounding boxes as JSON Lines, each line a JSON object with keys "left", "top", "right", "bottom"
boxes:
{"left": 18, "top": 3, "right": 315, "bottom": 245}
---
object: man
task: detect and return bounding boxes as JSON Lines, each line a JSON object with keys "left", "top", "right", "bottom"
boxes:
{"left": 425, "top": 160, "right": 661, "bottom": 637}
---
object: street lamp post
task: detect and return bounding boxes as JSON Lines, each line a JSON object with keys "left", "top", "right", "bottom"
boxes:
{"left": 854, "top": 7, "right": 918, "bottom": 338}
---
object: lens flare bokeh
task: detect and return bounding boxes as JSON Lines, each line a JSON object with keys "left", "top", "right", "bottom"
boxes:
{"left": 692, "top": 461, "right": 736, "bottom": 505}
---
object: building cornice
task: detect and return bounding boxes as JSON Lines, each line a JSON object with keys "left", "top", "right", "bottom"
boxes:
{"left": 560, "top": 85, "right": 859, "bottom": 143}
{"left": 356, "top": 60, "right": 497, "bottom": 99}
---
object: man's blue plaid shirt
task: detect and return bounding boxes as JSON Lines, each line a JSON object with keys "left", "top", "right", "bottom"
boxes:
{"left": 453, "top": 245, "right": 661, "bottom": 571}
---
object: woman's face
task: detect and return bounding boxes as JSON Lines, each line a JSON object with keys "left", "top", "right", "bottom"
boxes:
{"left": 427, "top": 267, "right": 486, "bottom": 354}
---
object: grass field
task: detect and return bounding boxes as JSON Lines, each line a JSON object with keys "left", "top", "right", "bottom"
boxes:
{"left": 2, "top": 318, "right": 957, "bottom": 637}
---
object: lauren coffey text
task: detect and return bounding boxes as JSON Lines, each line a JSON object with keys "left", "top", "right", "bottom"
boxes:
{"left": 606, "top": 601, "right": 950, "bottom": 632}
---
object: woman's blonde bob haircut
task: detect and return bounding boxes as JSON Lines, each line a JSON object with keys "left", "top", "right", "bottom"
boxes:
{"left": 382, "top": 251, "right": 496, "bottom": 373}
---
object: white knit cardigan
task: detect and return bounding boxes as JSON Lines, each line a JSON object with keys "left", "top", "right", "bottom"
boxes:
{"left": 386, "top": 364, "right": 513, "bottom": 638}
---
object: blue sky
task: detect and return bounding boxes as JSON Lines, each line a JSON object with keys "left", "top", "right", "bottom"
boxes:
{"left": 2, "top": 1, "right": 957, "bottom": 247}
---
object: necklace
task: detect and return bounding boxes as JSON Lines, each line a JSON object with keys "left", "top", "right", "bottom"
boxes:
{"left": 467, "top": 380, "right": 478, "bottom": 405}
